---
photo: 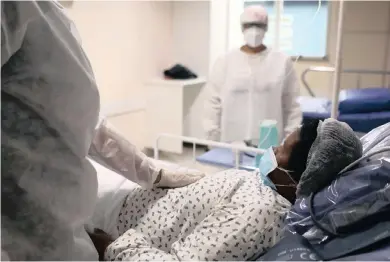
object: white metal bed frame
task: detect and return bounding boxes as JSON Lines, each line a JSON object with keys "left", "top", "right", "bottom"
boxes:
{"left": 154, "top": 133, "right": 265, "bottom": 169}
{"left": 301, "top": 66, "right": 390, "bottom": 97}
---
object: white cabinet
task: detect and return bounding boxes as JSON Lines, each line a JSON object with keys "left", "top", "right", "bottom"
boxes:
{"left": 145, "top": 78, "right": 207, "bottom": 154}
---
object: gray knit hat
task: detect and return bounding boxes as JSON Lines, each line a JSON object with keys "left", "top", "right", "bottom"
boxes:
{"left": 296, "top": 119, "right": 363, "bottom": 197}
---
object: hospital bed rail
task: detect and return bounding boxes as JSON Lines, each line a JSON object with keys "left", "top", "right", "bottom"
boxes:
{"left": 154, "top": 133, "right": 265, "bottom": 169}
{"left": 301, "top": 66, "right": 390, "bottom": 97}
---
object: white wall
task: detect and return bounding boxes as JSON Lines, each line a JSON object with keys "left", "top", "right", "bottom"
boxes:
{"left": 172, "top": 1, "right": 210, "bottom": 77}
{"left": 341, "top": 1, "right": 390, "bottom": 89}
{"left": 298, "top": 1, "right": 390, "bottom": 97}
{"left": 66, "top": 1, "right": 174, "bottom": 148}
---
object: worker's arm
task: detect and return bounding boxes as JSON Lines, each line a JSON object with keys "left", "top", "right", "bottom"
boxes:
{"left": 89, "top": 119, "right": 160, "bottom": 188}
{"left": 282, "top": 58, "right": 302, "bottom": 137}
{"left": 203, "top": 56, "right": 226, "bottom": 141}
{"left": 89, "top": 119, "right": 204, "bottom": 188}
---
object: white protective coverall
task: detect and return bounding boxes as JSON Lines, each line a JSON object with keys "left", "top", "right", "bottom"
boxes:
{"left": 204, "top": 48, "right": 302, "bottom": 143}
{"left": 1, "top": 1, "right": 202, "bottom": 260}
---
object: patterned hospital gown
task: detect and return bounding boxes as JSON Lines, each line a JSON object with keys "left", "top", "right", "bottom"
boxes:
{"left": 105, "top": 169, "right": 291, "bottom": 261}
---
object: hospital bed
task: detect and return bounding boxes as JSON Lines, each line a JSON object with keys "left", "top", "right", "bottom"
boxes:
{"left": 151, "top": 2, "right": 390, "bottom": 259}
{"left": 151, "top": 123, "right": 390, "bottom": 261}
{"left": 299, "top": 66, "right": 390, "bottom": 133}
{"left": 153, "top": 133, "right": 264, "bottom": 172}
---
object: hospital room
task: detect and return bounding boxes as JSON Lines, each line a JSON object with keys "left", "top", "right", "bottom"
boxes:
{"left": 1, "top": 0, "right": 390, "bottom": 261}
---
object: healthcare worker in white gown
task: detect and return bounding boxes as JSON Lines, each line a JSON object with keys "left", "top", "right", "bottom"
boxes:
{"left": 1, "top": 1, "right": 203, "bottom": 260}
{"left": 204, "top": 5, "right": 302, "bottom": 144}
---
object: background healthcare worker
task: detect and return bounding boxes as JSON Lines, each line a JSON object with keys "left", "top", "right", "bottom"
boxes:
{"left": 1, "top": 1, "right": 203, "bottom": 260}
{"left": 204, "top": 5, "right": 302, "bottom": 145}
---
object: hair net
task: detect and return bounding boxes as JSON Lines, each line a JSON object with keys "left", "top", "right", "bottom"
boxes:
{"left": 240, "top": 5, "right": 268, "bottom": 25}
{"left": 296, "top": 119, "right": 363, "bottom": 197}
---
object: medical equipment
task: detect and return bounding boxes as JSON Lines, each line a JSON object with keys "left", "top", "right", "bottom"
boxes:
{"left": 299, "top": 67, "right": 390, "bottom": 133}
{"left": 255, "top": 119, "right": 279, "bottom": 167}
{"left": 243, "top": 27, "right": 266, "bottom": 47}
{"left": 257, "top": 147, "right": 296, "bottom": 190}
{"left": 258, "top": 147, "right": 278, "bottom": 189}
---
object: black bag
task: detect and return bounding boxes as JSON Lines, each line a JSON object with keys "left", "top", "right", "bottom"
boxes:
{"left": 163, "top": 64, "right": 197, "bottom": 80}
{"left": 256, "top": 232, "right": 321, "bottom": 261}
{"left": 256, "top": 217, "right": 390, "bottom": 261}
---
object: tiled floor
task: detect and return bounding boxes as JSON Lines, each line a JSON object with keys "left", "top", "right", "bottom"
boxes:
{"left": 144, "top": 146, "right": 226, "bottom": 174}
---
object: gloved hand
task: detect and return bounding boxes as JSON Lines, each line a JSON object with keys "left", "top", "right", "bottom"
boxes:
{"left": 153, "top": 167, "right": 205, "bottom": 188}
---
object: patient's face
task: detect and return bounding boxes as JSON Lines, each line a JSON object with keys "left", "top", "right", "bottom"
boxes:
{"left": 269, "top": 129, "right": 300, "bottom": 181}
{"left": 268, "top": 128, "right": 301, "bottom": 203}
{"left": 274, "top": 128, "right": 300, "bottom": 169}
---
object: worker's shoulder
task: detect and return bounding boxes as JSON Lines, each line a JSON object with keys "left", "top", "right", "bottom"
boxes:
{"left": 1, "top": 1, "right": 71, "bottom": 36}
{"left": 2, "top": 1, "right": 59, "bottom": 20}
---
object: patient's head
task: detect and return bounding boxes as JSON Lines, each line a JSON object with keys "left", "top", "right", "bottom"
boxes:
{"left": 268, "top": 120, "right": 319, "bottom": 202}
{"left": 275, "top": 120, "right": 320, "bottom": 180}
{"left": 269, "top": 119, "right": 363, "bottom": 203}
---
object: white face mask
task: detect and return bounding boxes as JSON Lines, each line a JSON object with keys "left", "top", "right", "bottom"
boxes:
{"left": 259, "top": 147, "right": 297, "bottom": 190}
{"left": 243, "top": 27, "right": 265, "bottom": 48}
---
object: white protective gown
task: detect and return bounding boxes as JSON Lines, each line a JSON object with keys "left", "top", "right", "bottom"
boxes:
{"left": 1, "top": 1, "right": 159, "bottom": 260}
{"left": 204, "top": 48, "right": 302, "bottom": 143}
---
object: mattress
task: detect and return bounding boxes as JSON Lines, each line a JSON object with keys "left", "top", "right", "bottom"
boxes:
{"left": 302, "top": 110, "right": 390, "bottom": 133}
{"left": 338, "top": 87, "right": 390, "bottom": 114}
{"left": 196, "top": 148, "right": 257, "bottom": 171}
{"left": 299, "top": 95, "right": 390, "bottom": 133}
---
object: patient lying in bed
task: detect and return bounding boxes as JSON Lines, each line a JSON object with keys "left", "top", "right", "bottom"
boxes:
{"left": 89, "top": 160, "right": 289, "bottom": 261}
{"left": 88, "top": 119, "right": 362, "bottom": 261}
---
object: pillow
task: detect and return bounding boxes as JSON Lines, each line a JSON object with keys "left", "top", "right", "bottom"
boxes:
{"left": 87, "top": 158, "right": 138, "bottom": 238}
{"left": 297, "top": 96, "right": 331, "bottom": 114}
{"left": 338, "top": 88, "right": 390, "bottom": 114}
